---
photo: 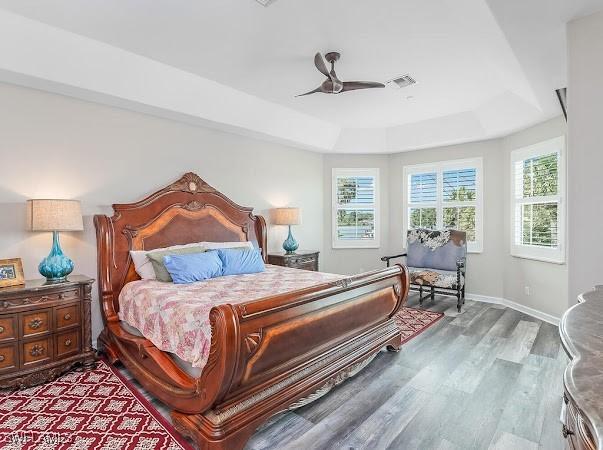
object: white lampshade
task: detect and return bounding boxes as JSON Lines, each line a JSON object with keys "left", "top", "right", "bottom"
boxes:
{"left": 272, "top": 207, "right": 301, "bottom": 225}
{"left": 26, "top": 199, "right": 84, "bottom": 232}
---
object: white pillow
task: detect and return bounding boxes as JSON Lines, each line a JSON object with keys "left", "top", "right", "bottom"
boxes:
{"left": 130, "top": 241, "right": 254, "bottom": 280}
{"left": 203, "top": 241, "right": 254, "bottom": 250}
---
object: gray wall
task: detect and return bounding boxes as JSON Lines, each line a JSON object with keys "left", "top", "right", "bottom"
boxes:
{"left": 502, "top": 117, "right": 568, "bottom": 318}
{"left": 0, "top": 83, "right": 324, "bottom": 342}
{"left": 322, "top": 153, "right": 391, "bottom": 275}
{"left": 388, "top": 140, "right": 506, "bottom": 299}
{"left": 567, "top": 11, "right": 603, "bottom": 304}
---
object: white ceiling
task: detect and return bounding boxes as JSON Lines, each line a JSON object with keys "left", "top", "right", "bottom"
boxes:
{"left": 0, "top": 0, "right": 601, "bottom": 152}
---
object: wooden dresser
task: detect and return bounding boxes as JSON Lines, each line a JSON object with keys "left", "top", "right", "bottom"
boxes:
{"left": 0, "top": 275, "right": 95, "bottom": 389}
{"left": 267, "top": 250, "right": 319, "bottom": 271}
{"left": 560, "top": 286, "right": 603, "bottom": 449}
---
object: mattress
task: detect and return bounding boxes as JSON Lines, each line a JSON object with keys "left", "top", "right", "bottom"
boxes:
{"left": 118, "top": 264, "right": 344, "bottom": 372}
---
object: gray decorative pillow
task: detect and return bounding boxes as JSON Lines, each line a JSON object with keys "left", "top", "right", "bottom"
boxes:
{"left": 147, "top": 246, "right": 206, "bottom": 282}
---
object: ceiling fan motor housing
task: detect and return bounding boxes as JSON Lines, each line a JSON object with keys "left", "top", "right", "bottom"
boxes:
{"left": 324, "top": 52, "right": 341, "bottom": 63}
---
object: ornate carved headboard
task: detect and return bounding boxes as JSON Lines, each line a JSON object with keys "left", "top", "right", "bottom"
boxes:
{"left": 94, "top": 172, "right": 267, "bottom": 323}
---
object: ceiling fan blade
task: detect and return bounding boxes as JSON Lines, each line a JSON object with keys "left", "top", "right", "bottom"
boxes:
{"left": 295, "top": 86, "right": 323, "bottom": 97}
{"left": 342, "top": 81, "right": 385, "bottom": 92}
{"left": 314, "top": 53, "right": 331, "bottom": 79}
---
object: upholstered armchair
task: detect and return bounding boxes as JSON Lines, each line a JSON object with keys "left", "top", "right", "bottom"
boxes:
{"left": 381, "top": 229, "right": 467, "bottom": 312}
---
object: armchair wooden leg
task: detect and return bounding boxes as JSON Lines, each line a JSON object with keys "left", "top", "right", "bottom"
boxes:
{"left": 419, "top": 285, "right": 424, "bottom": 305}
{"left": 457, "top": 287, "right": 462, "bottom": 313}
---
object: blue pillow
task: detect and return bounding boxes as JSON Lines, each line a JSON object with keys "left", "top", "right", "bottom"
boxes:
{"left": 217, "top": 248, "right": 265, "bottom": 276}
{"left": 163, "top": 251, "right": 223, "bottom": 284}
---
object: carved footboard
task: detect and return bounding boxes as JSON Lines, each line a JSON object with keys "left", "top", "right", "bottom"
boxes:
{"left": 173, "top": 265, "right": 408, "bottom": 449}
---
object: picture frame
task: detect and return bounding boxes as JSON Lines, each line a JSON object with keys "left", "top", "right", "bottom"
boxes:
{"left": 0, "top": 258, "right": 25, "bottom": 288}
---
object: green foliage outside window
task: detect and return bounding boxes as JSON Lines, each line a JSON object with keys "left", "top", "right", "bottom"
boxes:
{"left": 523, "top": 153, "right": 557, "bottom": 197}
{"left": 519, "top": 153, "right": 559, "bottom": 248}
{"left": 409, "top": 208, "right": 436, "bottom": 229}
{"left": 444, "top": 207, "right": 476, "bottom": 241}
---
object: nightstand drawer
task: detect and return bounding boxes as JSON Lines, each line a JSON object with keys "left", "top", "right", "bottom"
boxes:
{"left": 55, "top": 304, "right": 80, "bottom": 330}
{"left": 288, "top": 256, "right": 316, "bottom": 265}
{"left": 55, "top": 329, "right": 80, "bottom": 359}
{"left": 0, "top": 344, "right": 17, "bottom": 372}
{"left": 295, "top": 261, "right": 318, "bottom": 271}
{"left": 21, "top": 337, "right": 52, "bottom": 367}
{"left": 21, "top": 309, "right": 51, "bottom": 338}
{"left": 0, "top": 315, "right": 17, "bottom": 342}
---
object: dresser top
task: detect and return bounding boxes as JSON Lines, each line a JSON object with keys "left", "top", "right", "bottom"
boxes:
{"left": 0, "top": 275, "right": 93, "bottom": 297}
{"left": 268, "top": 250, "right": 319, "bottom": 258}
{"left": 560, "top": 286, "right": 603, "bottom": 448}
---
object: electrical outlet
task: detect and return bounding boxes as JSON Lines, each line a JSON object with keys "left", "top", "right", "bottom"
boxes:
{"left": 524, "top": 286, "right": 530, "bottom": 296}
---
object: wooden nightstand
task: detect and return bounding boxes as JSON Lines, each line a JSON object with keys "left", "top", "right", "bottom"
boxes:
{"left": 267, "top": 251, "right": 319, "bottom": 271}
{"left": 0, "top": 275, "right": 95, "bottom": 389}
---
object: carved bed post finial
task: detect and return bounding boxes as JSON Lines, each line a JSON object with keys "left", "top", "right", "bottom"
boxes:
{"left": 169, "top": 173, "right": 216, "bottom": 194}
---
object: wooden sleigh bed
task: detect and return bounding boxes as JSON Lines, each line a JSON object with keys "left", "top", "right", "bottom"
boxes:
{"left": 94, "top": 172, "right": 409, "bottom": 449}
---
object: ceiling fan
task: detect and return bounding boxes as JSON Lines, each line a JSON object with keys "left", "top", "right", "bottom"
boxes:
{"left": 297, "top": 52, "right": 385, "bottom": 97}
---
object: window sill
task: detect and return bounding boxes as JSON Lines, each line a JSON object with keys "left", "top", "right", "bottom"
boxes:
{"left": 510, "top": 252, "right": 565, "bottom": 265}
{"left": 332, "top": 243, "right": 381, "bottom": 250}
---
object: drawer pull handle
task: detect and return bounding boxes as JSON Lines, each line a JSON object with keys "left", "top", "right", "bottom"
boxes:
{"left": 29, "top": 318, "right": 43, "bottom": 330}
{"left": 63, "top": 313, "right": 72, "bottom": 321}
{"left": 64, "top": 339, "right": 72, "bottom": 347}
{"left": 29, "top": 344, "right": 45, "bottom": 357}
{"left": 0, "top": 326, "right": 4, "bottom": 334}
{"left": 0, "top": 355, "right": 4, "bottom": 362}
{"left": 562, "top": 424, "right": 574, "bottom": 438}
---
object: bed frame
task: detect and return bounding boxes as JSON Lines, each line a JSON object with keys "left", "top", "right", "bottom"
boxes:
{"left": 94, "top": 172, "right": 409, "bottom": 450}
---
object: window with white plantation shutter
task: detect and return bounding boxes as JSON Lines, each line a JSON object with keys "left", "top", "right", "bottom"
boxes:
{"left": 332, "top": 168, "right": 379, "bottom": 248}
{"left": 403, "top": 158, "right": 483, "bottom": 253}
{"left": 511, "top": 136, "right": 565, "bottom": 263}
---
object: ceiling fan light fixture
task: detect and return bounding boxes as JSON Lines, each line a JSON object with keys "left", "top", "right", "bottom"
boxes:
{"left": 387, "top": 74, "right": 416, "bottom": 89}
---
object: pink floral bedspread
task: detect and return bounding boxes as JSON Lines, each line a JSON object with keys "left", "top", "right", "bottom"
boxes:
{"left": 118, "top": 265, "right": 344, "bottom": 369}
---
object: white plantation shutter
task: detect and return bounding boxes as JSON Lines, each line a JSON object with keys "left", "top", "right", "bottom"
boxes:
{"left": 403, "top": 158, "right": 483, "bottom": 252}
{"left": 408, "top": 172, "right": 437, "bottom": 230}
{"left": 511, "top": 137, "right": 565, "bottom": 263}
{"left": 332, "top": 168, "right": 379, "bottom": 248}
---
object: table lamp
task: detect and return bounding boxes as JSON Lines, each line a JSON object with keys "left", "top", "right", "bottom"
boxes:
{"left": 27, "top": 199, "right": 83, "bottom": 283}
{"left": 272, "top": 207, "right": 301, "bottom": 254}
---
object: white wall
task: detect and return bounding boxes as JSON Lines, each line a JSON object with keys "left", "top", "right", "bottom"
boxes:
{"left": 322, "top": 154, "right": 390, "bottom": 275}
{"left": 388, "top": 140, "right": 506, "bottom": 299}
{"left": 0, "top": 83, "right": 324, "bottom": 343}
{"left": 567, "top": 11, "right": 603, "bottom": 304}
{"left": 502, "top": 117, "right": 568, "bottom": 318}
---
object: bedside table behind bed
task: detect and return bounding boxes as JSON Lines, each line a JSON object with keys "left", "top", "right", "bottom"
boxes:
{"left": 267, "top": 250, "right": 319, "bottom": 271}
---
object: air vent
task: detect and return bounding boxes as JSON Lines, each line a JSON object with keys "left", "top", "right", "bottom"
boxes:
{"left": 255, "top": 0, "right": 276, "bottom": 6}
{"left": 387, "top": 75, "right": 416, "bottom": 89}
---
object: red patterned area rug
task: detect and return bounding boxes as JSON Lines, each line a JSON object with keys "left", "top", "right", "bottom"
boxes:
{"left": 0, "top": 361, "right": 192, "bottom": 450}
{"left": 394, "top": 306, "right": 444, "bottom": 344}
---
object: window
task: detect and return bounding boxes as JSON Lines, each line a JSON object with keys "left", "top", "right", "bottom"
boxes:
{"left": 403, "top": 158, "right": 483, "bottom": 252}
{"left": 511, "top": 136, "right": 565, "bottom": 263}
{"left": 332, "top": 168, "right": 379, "bottom": 248}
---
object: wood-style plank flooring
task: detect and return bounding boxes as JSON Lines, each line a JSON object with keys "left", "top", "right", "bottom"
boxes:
{"left": 122, "top": 294, "right": 568, "bottom": 450}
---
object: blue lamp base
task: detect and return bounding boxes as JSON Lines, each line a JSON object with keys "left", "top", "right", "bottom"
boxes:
{"left": 39, "top": 231, "right": 74, "bottom": 283}
{"left": 282, "top": 225, "right": 299, "bottom": 254}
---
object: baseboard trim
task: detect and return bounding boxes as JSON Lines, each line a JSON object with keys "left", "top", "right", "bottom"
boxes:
{"left": 465, "top": 293, "right": 560, "bottom": 326}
